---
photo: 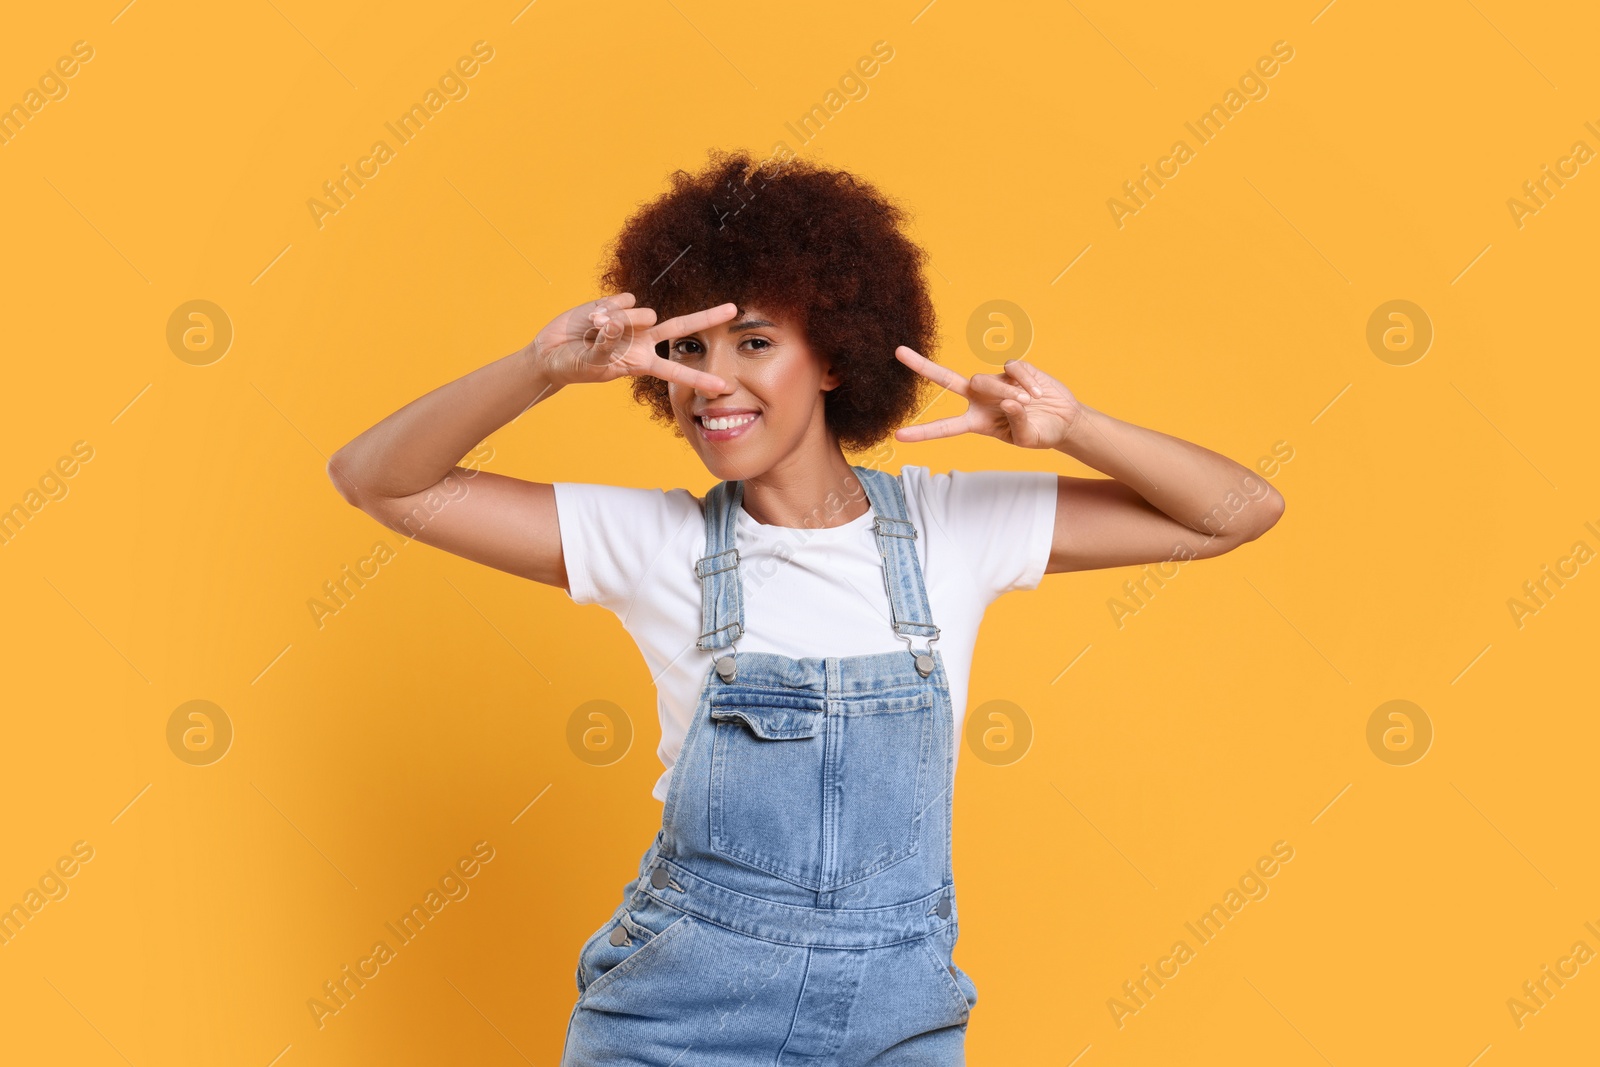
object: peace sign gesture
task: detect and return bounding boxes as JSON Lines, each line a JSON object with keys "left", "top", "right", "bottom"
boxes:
{"left": 892, "top": 347, "right": 1082, "bottom": 449}
{"left": 531, "top": 292, "right": 737, "bottom": 393}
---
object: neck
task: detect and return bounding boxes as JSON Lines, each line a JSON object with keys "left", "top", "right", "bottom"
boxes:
{"left": 738, "top": 446, "right": 870, "bottom": 530}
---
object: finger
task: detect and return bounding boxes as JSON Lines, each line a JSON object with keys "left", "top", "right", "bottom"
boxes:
{"left": 590, "top": 306, "right": 657, "bottom": 327}
{"left": 1004, "top": 358, "right": 1047, "bottom": 397}
{"left": 895, "top": 346, "right": 970, "bottom": 397}
{"left": 648, "top": 301, "right": 739, "bottom": 343}
{"left": 588, "top": 305, "right": 658, "bottom": 341}
{"left": 970, "top": 370, "right": 1032, "bottom": 405}
{"left": 894, "top": 410, "right": 977, "bottom": 444}
{"left": 584, "top": 314, "right": 626, "bottom": 347}
{"left": 592, "top": 292, "right": 637, "bottom": 313}
{"left": 635, "top": 356, "right": 728, "bottom": 395}
{"left": 578, "top": 294, "right": 634, "bottom": 334}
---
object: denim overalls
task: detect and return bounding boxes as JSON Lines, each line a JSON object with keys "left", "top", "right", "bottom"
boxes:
{"left": 560, "top": 465, "right": 979, "bottom": 1065}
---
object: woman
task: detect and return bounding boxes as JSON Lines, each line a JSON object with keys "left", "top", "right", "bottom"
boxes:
{"left": 327, "top": 150, "right": 1284, "bottom": 1064}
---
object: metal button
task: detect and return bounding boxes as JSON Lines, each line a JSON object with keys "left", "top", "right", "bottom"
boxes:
{"left": 936, "top": 895, "right": 951, "bottom": 918}
{"left": 915, "top": 653, "right": 934, "bottom": 676}
{"left": 650, "top": 867, "right": 669, "bottom": 889}
{"left": 715, "top": 656, "right": 736, "bottom": 681}
{"left": 608, "top": 924, "right": 629, "bottom": 946}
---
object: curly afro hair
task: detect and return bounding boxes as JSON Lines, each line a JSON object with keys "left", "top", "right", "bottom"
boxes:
{"left": 598, "top": 148, "right": 938, "bottom": 454}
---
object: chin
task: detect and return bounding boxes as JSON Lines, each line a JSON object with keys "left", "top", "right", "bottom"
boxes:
{"left": 699, "top": 449, "right": 769, "bottom": 480}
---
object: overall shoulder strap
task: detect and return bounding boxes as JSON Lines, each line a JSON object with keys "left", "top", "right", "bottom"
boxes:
{"left": 855, "top": 465, "right": 940, "bottom": 643}
{"left": 694, "top": 479, "right": 745, "bottom": 651}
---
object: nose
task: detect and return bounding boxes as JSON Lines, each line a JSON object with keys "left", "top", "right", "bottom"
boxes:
{"left": 692, "top": 338, "right": 739, "bottom": 400}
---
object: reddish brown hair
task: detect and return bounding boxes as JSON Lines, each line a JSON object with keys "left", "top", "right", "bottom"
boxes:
{"left": 598, "top": 148, "right": 938, "bottom": 453}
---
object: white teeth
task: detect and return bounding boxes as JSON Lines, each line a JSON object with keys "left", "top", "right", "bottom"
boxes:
{"left": 700, "top": 413, "right": 756, "bottom": 431}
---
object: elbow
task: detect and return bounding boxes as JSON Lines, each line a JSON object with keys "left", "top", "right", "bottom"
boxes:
{"left": 1217, "top": 489, "right": 1285, "bottom": 552}
{"left": 1244, "top": 488, "right": 1286, "bottom": 542}
{"left": 326, "top": 451, "right": 367, "bottom": 507}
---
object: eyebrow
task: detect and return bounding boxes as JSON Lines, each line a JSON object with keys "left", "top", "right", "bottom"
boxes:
{"left": 677, "top": 316, "right": 778, "bottom": 342}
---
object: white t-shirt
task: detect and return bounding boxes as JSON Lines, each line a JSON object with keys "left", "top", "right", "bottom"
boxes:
{"left": 553, "top": 465, "right": 1059, "bottom": 801}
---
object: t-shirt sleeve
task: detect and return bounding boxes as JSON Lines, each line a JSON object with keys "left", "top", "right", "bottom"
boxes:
{"left": 551, "top": 481, "right": 699, "bottom": 618}
{"left": 910, "top": 465, "right": 1059, "bottom": 602}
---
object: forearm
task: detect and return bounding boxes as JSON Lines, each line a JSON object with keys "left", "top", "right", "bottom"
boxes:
{"left": 1053, "top": 403, "right": 1283, "bottom": 541}
{"left": 328, "top": 343, "right": 559, "bottom": 502}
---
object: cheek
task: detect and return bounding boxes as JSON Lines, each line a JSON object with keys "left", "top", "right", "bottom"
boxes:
{"left": 756, "top": 358, "right": 819, "bottom": 406}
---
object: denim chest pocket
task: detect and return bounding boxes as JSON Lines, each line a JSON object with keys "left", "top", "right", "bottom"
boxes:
{"left": 708, "top": 687, "right": 934, "bottom": 890}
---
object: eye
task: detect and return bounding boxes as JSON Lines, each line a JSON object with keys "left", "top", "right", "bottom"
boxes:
{"left": 742, "top": 337, "right": 772, "bottom": 352}
{"left": 670, "top": 338, "right": 703, "bottom": 358}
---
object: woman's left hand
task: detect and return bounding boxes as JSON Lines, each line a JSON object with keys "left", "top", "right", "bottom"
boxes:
{"left": 892, "top": 348, "right": 1083, "bottom": 449}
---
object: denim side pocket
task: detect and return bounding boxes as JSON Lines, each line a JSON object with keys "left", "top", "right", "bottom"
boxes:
{"left": 915, "top": 923, "right": 977, "bottom": 1023}
{"left": 573, "top": 906, "right": 623, "bottom": 996}
{"left": 576, "top": 898, "right": 694, "bottom": 1000}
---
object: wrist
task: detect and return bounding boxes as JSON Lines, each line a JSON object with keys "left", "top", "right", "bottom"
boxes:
{"left": 1050, "top": 402, "right": 1094, "bottom": 454}
{"left": 516, "top": 342, "right": 565, "bottom": 397}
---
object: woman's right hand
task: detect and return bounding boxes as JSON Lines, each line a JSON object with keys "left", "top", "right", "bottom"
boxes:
{"left": 528, "top": 293, "right": 737, "bottom": 393}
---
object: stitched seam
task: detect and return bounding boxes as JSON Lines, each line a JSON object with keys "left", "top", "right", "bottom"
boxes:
{"left": 649, "top": 903, "right": 935, "bottom": 949}
{"left": 915, "top": 931, "right": 971, "bottom": 1019}
{"left": 775, "top": 947, "right": 812, "bottom": 1064}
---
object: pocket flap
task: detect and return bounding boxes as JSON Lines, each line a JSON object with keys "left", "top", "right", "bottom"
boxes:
{"left": 710, "top": 703, "right": 823, "bottom": 740}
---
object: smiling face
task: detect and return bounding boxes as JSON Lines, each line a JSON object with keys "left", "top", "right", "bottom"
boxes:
{"left": 664, "top": 304, "right": 842, "bottom": 482}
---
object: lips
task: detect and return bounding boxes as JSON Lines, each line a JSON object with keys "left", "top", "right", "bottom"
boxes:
{"left": 695, "top": 408, "right": 759, "bottom": 419}
{"left": 696, "top": 411, "right": 760, "bottom": 441}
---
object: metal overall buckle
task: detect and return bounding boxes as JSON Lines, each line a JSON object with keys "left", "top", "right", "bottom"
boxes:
{"left": 696, "top": 545, "right": 743, "bottom": 682}
{"left": 713, "top": 620, "right": 744, "bottom": 682}
{"left": 900, "top": 628, "right": 940, "bottom": 677}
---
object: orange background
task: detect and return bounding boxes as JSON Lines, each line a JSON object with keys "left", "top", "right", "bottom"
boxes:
{"left": 2, "top": 1, "right": 1597, "bottom": 1063}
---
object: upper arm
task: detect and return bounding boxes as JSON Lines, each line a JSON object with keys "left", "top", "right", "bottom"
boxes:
{"left": 1044, "top": 475, "right": 1285, "bottom": 574}
{"left": 329, "top": 462, "right": 569, "bottom": 590}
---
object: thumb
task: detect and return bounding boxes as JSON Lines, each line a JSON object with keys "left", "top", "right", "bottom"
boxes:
{"left": 1000, "top": 396, "right": 1037, "bottom": 444}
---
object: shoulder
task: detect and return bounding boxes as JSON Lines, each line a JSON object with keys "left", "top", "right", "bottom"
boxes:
{"left": 551, "top": 481, "right": 703, "bottom": 610}
{"left": 553, "top": 481, "right": 702, "bottom": 522}
{"left": 893, "top": 464, "right": 939, "bottom": 503}
{"left": 894, "top": 464, "right": 1059, "bottom": 598}
{"left": 893, "top": 464, "right": 1054, "bottom": 513}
